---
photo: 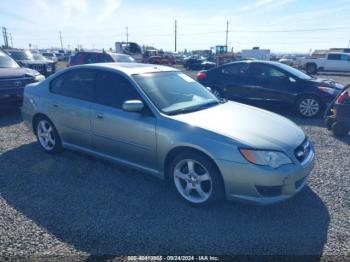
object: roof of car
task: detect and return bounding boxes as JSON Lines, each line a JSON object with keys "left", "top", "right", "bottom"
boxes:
{"left": 76, "top": 62, "right": 179, "bottom": 75}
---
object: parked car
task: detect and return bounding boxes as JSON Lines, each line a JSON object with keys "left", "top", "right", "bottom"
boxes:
{"left": 325, "top": 85, "right": 350, "bottom": 136}
{"left": 301, "top": 52, "right": 350, "bottom": 74}
{"left": 184, "top": 57, "right": 204, "bottom": 70}
{"left": 32, "top": 53, "right": 56, "bottom": 73}
{"left": 68, "top": 51, "right": 114, "bottom": 67}
{"left": 197, "top": 61, "right": 344, "bottom": 118}
{"left": 22, "top": 63, "right": 314, "bottom": 206}
{"left": 5, "top": 49, "right": 55, "bottom": 76}
{"left": 110, "top": 53, "right": 135, "bottom": 63}
{"left": 42, "top": 52, "right": 58, "bottom": 62}
{"left": 147, "top": 55, "right": 175, "bottom": 65}
{"left": 0, "top": 50, "right": 45, "bottom": 107}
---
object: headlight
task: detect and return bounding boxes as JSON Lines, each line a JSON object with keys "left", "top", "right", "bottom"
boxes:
{"left": 240, "top": 149, "right": 292, "bottom": 168}
{"left": 318, "top": 86, "right": 337, "bottom": 95}
{"left": 34, "top": 74, "right": 45, "bottom": 82}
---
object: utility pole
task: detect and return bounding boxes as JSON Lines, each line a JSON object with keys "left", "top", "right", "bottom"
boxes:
{"left": 59, "top": 30, "right": 63, "bottom": 49}
{"left": 126, "top": 27, "right": 129, "bottom": 43}
{"left": 2, "top": 27, "right": 9, "bottom": 48}
{"left": 225, "top": 21, "right": 229, "bottom": 50}
{"left": 175, "top": 20, "right": 177, "bottom": 52}
{"left": 10, "top": 33, "right": 13, "bottom": 47}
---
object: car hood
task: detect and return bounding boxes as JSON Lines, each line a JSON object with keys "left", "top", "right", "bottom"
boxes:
{"left": 308, "top": 77, "right": 344, "bottom": 89}
{"left": 170, "top": 101, "right": 305, "bottom": 152}
{"left": 0, "top": 67, "right": 38, "bottom": 79}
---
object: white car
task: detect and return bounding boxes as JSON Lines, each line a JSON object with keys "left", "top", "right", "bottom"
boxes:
{"left": 301, "top": 52, "right": 350, "bottom": 74}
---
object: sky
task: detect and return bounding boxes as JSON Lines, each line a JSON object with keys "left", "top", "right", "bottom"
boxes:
{"left": 1, "top": 0, "right": 350, "bottom": 53}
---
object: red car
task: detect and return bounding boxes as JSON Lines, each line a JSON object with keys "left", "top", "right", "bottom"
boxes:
{"left": 68, "top": 51, "right": 114, "bottom": 67}
{"left": 147, "top": 55, "right": 175, "bottom": 65}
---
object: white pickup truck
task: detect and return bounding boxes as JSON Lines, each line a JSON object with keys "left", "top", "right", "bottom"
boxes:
{"left": 301, "top": 52, "right": 350, "bottom": 74}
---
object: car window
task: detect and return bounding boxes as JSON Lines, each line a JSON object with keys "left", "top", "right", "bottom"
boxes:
{"left": 328, "top": 54, "right": 341, "bottom": 60}
{"left": 84, "top": 54, "right": 99, "bottom": 64}
{"left": 340, "top": 54, "right": 349, "bottom": 61}
{"left": 93, "top": 71, "right": 141, "bottom": 109}
{"left": 221, "top": 63, "right": 250, "bottom": 76}
{"left": 252, "top": 64, "right": 287, "bottom": 78}
{"left": 51, "top": 69, "right": 95, "bottom": 101}
{"left": 99, "top": 54, "right": 113, "bottom": 62}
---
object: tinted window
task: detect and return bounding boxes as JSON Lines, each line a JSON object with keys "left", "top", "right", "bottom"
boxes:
{"left": 221, "top": 63, "right": 250, "bottom": 76}
{"left": 94, "top": 72, "right": 141, "bottom": 108}
{"left": 341, "top": 54, "right": 349, "bottom": 61}
{"left": 84, "top": 53, "right": 113, "bottom": 64}
{"left": 328, "top": 54, "right": 341, "bottom": 60}
{"left": 251, "top": 64, "right": 287, "bottom": 78}
{"left": 51, "top": 69, "right": 95, "bottom": 101}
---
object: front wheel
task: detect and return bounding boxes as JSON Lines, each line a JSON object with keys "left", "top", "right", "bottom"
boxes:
{"left": 170, "top": 152, "right": 224, "bottom": 207}
{"left": 306, "top": 64, "right": 317, "bottom": 75}
{"left": 296, "top": 96, "right": 322, "bottom": 118}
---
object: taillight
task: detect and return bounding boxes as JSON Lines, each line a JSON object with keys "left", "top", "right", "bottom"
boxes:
{"left": 197, "top": 72, "right": 207, "bottom": 81}
{"left": 336, "top": 91, "right": 350, "bottom": 104}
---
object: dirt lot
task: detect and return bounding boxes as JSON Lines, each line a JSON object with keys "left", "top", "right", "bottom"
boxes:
{"left": 0, "top": 63, "right": 349, "bottom": 259}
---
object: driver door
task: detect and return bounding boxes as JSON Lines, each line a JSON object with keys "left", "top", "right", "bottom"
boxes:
{"left": 90, "top": 71, "right": 157, "bottom": 170}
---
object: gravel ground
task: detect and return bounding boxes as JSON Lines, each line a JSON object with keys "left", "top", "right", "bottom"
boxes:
{"left": 0, "top": 65, "right": 349, "bottom": 259}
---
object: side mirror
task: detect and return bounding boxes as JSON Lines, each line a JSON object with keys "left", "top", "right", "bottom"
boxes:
{"left": 122, "top": 100, "right": 144, "bottom": 112}
{"left": 206, "top": 86, "right": 212, "bottom": 92}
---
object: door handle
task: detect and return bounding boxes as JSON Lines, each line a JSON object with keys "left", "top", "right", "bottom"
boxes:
{"left": 96, "top": 113, "right": 104, "bottom": 119}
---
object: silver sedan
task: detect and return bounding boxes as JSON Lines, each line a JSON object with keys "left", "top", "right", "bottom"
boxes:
{"left": 21, "top": 63, "right": 315, "bottom": 206}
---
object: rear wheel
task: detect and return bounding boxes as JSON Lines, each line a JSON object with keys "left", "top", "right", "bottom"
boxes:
{"left": 35, "top": 116, "right": 62, "bottom": 153}
{"left": 306, "top": 64, "right": 317, "bottom": 75}
{"left": 332, "top": 122, "right": 349, "bottom": 137}
{"left": 170, "top": 152, "right": 224, "bottom": 207}
{"left": 296, "top": 96, "right": 322, "bottom": 118}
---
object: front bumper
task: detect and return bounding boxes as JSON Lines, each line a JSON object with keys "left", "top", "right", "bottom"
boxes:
{"left": 0, "top": 87, "right": 24, "bottom": 106}
{"left": 216, "top": 149, "right": 315, "bottom": 205}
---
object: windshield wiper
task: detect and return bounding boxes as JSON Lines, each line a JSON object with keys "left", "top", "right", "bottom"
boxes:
{"left": 167, "top": 100, "right": 222, "bottom": 115}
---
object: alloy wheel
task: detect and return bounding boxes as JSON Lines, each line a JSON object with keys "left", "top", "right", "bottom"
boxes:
{"left": 37, "top": 120, "right": 56, "bottom": 151}
{"left": 299, "top": 98, "right": 320, "bottom": 117}
{"left": 173, "top": 159, "right": 212, "bottom": 204}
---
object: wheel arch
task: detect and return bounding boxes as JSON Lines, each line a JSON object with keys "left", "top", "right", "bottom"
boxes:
{"left": 32, "top": 113, "right": 53, "bottom": 135}
{"left": 163, "top": 146, "right": 224, "bottom": 184}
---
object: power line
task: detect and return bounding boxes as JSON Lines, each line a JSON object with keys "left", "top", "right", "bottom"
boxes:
{"left": 2, "top": 27, "right": 9, "bottom": 48}
{"left": 126, "top": 26, "right": 129, "bottom": 43}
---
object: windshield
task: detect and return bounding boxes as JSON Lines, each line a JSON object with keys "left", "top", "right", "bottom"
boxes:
{"left": 277, "top": 62, "right": 312, "bottom": 80}
{"left": 33, "top": 53, "right": 47, "bottom": 60}
{"left": 133, "top": 72, "right": 220, "bottom": 115}
{"left": 9, "top": 50, "right": 33, "bottom": 60}
{"left": 0, "top": 52, "right": 20, "bottom": 68}
{"left": 112, "top": 54, "right": 135, "bottom": 62}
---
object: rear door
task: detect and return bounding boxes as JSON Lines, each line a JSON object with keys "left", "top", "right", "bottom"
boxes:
{"left": 50, "top": 69, "right": 95, "bottom": 148}
{"left": 90, "top": 71, "right": 157, "bottom": 170}
{"left": 325, "top": 54, "right": 349, "bottom": 71}
{"left": 217, "top": 63, "right": 255, "bottom": 100}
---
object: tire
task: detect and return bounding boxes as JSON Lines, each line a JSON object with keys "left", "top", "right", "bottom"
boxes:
{"left": 325, "top": 116, "right": 335, "bottom": 130}
{"left": 34, "top": 116, "right": 63, "bottom": 154}
{"left": 332, "top": 121, "right": 349, "bottom": 137}
{"left": 169, "top": 151, "right": 224, "bottom": 207}
{"left": 296, "top": 95, "right": 322, "bottom": 118}
{"left": 306, "top": 64, "right": 317, "bottom": 75}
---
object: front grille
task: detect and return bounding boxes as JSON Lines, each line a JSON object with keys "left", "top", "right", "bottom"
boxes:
{"left": 28, "top": 64, "right": 45, "bottom": 73}
{"left": 256, "top": 185, "right": 282, "bottom": 197}
{"left": 0, "top": 77, "right": 35, "bottom": 89}
{"left": 294, "top": 139, "right": 311, "bottom": 163}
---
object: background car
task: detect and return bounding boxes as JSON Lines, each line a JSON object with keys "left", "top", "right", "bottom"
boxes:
{"left": 0, "top": 50, "right": 44, "bottom": 107}
{"left": 197, "top": 61, "right": 344, "bottom": 118}
{"left": 147, "top": 55, "right": 175, "bottom": 65}
{"left": 68, "top": 51, "right": 114, "bottom": 66}
{"left": 5, "top": 49, "right": 55, "bottom": 76}
{"left": 110, "top": 53, "right": 135, "bottom": 63}
{"left": 42, "top": 52, "right": 58, "bottom": 62}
